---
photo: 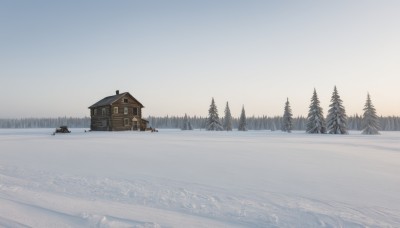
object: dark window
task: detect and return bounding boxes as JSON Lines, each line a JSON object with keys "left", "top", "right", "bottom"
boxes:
{"left": 102, "top": 108, "right": 106, "bottom": 115}
{"left": 133, "top": 107, "right": 139, "bottom": 116}
{"left": 123, "top": 98, "right": 128, "bottom": 103}
{"left": 124, "top": 118, "right": 129, "bottom": 126}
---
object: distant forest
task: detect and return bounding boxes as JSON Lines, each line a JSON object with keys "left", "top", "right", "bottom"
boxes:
{"left": 0, "top": 115, "right": 400, "bottom": 131}
{"left": 0, "top": 117, "right": 91, "bottom": 129}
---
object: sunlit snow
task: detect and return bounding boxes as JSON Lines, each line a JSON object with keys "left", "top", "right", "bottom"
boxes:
{"left": 1, "top": 129, "right": 399, "bottom": 227}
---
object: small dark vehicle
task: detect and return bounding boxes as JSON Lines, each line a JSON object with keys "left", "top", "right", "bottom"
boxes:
{"left": 55, "top": 126, "right": 71, "bottom": 133}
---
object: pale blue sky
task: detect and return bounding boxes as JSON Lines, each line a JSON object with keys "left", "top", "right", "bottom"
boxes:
{"left": 1, "top": 1, "right": 399, "bottom": 118}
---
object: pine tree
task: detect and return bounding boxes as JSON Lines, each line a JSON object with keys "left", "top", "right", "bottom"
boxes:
{"left": 181, "top": 113, "right": 194, "bottom": 130}
{"left": 238, "top": 105, "right": 247, "bottom": 131}
{"left": 306, "top": 89, "right": 326, "bottom": 134}
{"left": 362, "top": 93, "right": 380, "bottom": 135}
{"left": 223, "top": 102, "right": 233, "bottom": 131}
{"left": 326, "top": 86, "right": 348, "bottom": 134}
{"left": 282, "top": 98, "right": 293, "bottom": 133}
{"left": 270, "top": 121, "right": 276, "bottom": 131}
{"left": 206, "top": 98, "right": 224, "bottom": 131}
{"left": 181, "top": 113, "right": 188, "bottom": 130}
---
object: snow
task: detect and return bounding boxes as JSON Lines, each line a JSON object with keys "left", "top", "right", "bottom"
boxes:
{"left": 1, "top": 129, "right": 400, "bottom": 227}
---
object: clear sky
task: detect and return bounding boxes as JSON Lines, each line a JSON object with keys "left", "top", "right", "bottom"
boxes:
{"left": 1, "top": 0, "right": 399, "bottom": 118}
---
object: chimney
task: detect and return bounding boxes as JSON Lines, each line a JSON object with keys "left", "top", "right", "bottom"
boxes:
{"left": 116, "top": 90, "right": 119, "bottom": 95}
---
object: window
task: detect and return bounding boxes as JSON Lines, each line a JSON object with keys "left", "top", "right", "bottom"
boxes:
{"left": 124, "top": 118, "right": 129, "bottom": 126}
{"left": 114, "top": 107, "right": 118, "bottom": 114}
{"left": 133, "top": 107, "right": 139, "bottom": 116}
{"left": 94, "top": 109, "right": 97, "bottom": 115}
{"left": 102, "top": 108, "right": 106, "bottom": 116}
{"left": 133, "top": 120, "right": 138, "bottom": 130}
{"left": 123, "top": 98, "right": 128, "bottom": 103}
{"left": 124, "top": 107, "right": 128, "bottom": 115}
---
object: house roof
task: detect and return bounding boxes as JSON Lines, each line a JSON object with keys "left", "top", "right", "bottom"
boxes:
{"left": 89, "top": 92, "right": 144, "bottom": 108}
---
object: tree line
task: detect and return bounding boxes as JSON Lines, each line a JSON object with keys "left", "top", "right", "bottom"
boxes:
{"left": 0, "top": 117, "right": 91, "bottom": 128}
{"left": 202, "top": 86, "right": 388, "bottom": 134}
{"left": 146, "top": 115, "right": 400, "bottom": 131}
{"left": 0, "top": 115, "right": 399, "bottom": 131}
{"left": 0, "top": 86, "right": 399, "bottom": 133}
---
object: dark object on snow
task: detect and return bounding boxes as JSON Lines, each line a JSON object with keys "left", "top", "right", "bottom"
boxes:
{"left": 55, "top": 126, "right": 71, "bottom": 133}
{"left": 147, "top": 127, "right": 158, "bottom": 132}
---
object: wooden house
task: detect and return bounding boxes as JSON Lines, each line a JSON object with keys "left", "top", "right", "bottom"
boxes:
{"left": 89, "top": 90, "right": 148, "bottom": 131}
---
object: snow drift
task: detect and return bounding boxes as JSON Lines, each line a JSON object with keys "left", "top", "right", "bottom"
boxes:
{"left": 0, "top": 129, "right": 399, "bottom": 227}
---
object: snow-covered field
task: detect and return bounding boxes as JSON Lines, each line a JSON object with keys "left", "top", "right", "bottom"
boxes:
{"left": 0, "top": 129, "right": 399, "bottom": 227}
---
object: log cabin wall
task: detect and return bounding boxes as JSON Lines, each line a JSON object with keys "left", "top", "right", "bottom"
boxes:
{"left": 110, "top": 95, "right": 142, "bottom": 131}
{"left": 90, "top": 106, "right": 112, "bottom": 131}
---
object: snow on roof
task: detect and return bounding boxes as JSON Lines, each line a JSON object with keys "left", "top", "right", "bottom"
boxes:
{"left": 88, "top": 92, "right": 144, "bottom": 108}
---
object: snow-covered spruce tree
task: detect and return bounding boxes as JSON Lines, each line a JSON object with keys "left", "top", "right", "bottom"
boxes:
{"left": 306, "top": 88, "right": 326, "bottom": 134}
{"left": 181, "top": 113, "right": 193, "bottom": 130}
{"left": 326, "top": 86, "right": 348, "bottom": 134}
{"left": 223, "top": 102, "right": 233, "bottom": 131}
{"left": 282, "top": 98, "right": 293, "bottom": 133}
{"left": 188, "top": 121, "right": 193, "bottom": 130}
{"left": 238, "top": 105, "right": 247, "bottom": 131}
{"left": 206, "top": 98, "right": 224, "bottom": 131}
{"left": 362, "top": 93, "right": 380, "bottom": 135}
{"left": 270, "top": 122, "right": 276, "bottom": 131}
{"left": 181, "top": 113, "right": 188, "bottom": 130}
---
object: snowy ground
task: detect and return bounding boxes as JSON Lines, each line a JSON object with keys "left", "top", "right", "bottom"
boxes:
{"left": 0, "top": 129, "right": 399, "bottom": 227}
